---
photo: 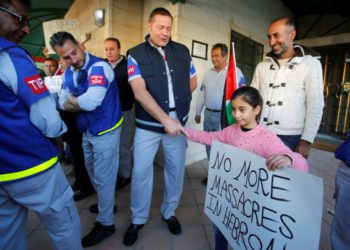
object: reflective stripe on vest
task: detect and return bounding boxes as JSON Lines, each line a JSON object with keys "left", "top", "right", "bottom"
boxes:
{"left": 0, "top": 156, "right": 58, "bottom": 183}
{"left": 98, "top": 116, "right": 124, "bottom": 136}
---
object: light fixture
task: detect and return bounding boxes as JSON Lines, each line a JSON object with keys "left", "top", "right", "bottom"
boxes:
{"left": 94, "top": 9, "right": 105, "bottom": 27}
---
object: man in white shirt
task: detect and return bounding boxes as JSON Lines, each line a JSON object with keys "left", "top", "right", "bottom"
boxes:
{"left": 195, "top": 43, "right": 245, "bottom": 184}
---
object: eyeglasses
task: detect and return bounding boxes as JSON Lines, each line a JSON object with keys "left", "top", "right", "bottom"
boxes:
{"left": 0, "top": 6, "right": 29, "bottom": 27}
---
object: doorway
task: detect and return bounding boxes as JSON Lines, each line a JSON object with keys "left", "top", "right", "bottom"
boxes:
{"left": 314, "top": 44, "right": 350, "bottom": 139}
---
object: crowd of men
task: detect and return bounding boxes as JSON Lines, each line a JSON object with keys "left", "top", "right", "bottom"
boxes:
{"left": 1, "top": 0, "right": 348, "bottom": 249}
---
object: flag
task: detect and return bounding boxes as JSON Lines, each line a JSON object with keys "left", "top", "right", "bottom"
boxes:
{"left": 221, "top": 42, "right": 241, "bottom": 128}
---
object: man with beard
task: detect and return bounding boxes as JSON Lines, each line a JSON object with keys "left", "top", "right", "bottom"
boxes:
{"left": 251, "top": 17, "right": 324, "bottom": 158}
{"left": 51, "top": 31, "right": 123, "bottom": 247}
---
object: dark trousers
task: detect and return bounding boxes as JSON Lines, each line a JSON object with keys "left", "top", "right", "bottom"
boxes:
{"left": 277, "top": 134, "right": 301, "bottom": 151}
{"left": 60, "top": 111, "right": 94, "bottom": 192}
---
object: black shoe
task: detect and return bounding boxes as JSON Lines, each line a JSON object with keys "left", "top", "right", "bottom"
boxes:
{"left": 73, "top": 189, "right": 94, "bottom": 201}
{"left": 116, "top": 176, "right": 131, "bottom": 190}
{"left": 162, "top": 216, "right": 181, "bottom": 235}
{"left": 123, "top": 223, "right": 144, "bottom": 246}
{"left": 202, "top": 177, "right": 208, "bottom": 185}
{"left": 82, "top": 221, "right": 115, "bottom": 247}
{"left": 89, "top": 203, "right": 117, "bottom": 214}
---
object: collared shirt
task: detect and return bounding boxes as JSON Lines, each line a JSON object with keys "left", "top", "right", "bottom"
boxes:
{"left": 110, "top": 55, "right": 123, "bottom": 69}
{"left": 196, "top": 65, "right": 245, "bottom": 116}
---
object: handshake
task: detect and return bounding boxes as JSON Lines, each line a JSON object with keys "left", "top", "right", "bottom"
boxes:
{"left": 163, "top": 116, "right": 189, "bottom": 138}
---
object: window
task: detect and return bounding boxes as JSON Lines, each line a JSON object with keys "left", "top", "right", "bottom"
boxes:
{"left": 231, "top": 30, "right": 263, "bottom": 84}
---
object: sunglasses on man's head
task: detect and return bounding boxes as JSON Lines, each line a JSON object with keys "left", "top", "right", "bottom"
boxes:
{"left": 0, "top": 6, "right": 29, "bottom": 27}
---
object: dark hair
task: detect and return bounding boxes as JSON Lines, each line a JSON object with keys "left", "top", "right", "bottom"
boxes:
{"left": 0, "top": 0, "right": 31, "bottom": 8}
{"left": 104, "top": 37, "right": 120, "bottom": 49}
{"left": 49, "top": 31, "right": 78, "bottom": 51}
{"left": 230, "top": 86, "right": 263, "bottom": 121}
{"left": 212, "top": 43, "right": 228, "bottom": 57}
{"left": 44, "top": 57, "right": 58, "bottom": 66}
{"left": 270, "top": 17, "right": 295, "bottom": 31}
{"left": 148, "top": 7, "right": 172, "bottom": 22}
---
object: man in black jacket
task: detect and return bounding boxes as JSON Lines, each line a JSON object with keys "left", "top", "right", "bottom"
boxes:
{"left": 105, "top": 37, "right": 135, "bottom": 187}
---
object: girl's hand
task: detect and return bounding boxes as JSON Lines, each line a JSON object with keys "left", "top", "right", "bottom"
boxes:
{"left": 266, "top": 155, "right": 292, "bottom": 170}
{"left": 180, "top": 127, "right": 190, "bottom": 138}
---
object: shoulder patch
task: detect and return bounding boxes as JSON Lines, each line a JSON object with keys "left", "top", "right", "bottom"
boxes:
{"left": 90, "top": 75, "right": 105, "bottom": 85}
{"left": 24, "top": 74, "right": 48, "bottom": 94}
{"left": 128, "top": 65, "right": 136, "bottom": 77}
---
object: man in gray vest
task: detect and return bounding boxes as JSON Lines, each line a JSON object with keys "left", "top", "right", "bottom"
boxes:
{"left": 123, "top": 7, "right": 197, "bottom": 246}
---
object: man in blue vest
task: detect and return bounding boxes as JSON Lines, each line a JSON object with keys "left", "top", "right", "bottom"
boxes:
{"left": 88, "top": 37, "right": 135, "bottom": 215}
{"left": 123, "top": 7, "right": 197, "bottom": 246}
{"left": 0, "top": 0, "right": 82, "bottom": 249}
{"left": 50, "top": 31, "right": 124, "bottom": 247}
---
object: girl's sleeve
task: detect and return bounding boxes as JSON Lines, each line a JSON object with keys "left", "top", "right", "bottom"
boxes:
{"left": 265, "top": 133, "right": 308, "bottom": 172}
{"left": 184, "top": 127, "right": 230, "bottom": 145}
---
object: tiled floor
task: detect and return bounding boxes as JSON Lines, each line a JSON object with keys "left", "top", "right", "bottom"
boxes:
{"left": 25, "top": 148, "right": 338, "bottom": 250}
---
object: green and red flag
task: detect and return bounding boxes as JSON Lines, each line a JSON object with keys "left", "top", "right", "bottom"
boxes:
{"left": 221, "top": 42, "right": 242, "bottom": 128}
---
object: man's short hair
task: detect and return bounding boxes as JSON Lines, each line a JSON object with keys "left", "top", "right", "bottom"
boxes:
{"left": 44, "top": 57, "right": 58, "bottom": 66}
{"left": 212, "top": 43, "right": 228, "bottom": 57}
{"left": 148, "top": 7, "right": 173, "bottom": 22}
{"left": 104, "top": 37, "right": 121, "bottom": 49}
{"left": 271, "top": 17, "right": 296, "bottom": 31}
{"left": 0, "top": 0, "right": 31, "bottom": 8}
{"left": 49, "top": 32, "right": 78, "bottom": 51}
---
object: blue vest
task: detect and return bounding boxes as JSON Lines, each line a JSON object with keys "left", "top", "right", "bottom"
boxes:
{"left": 128, "top": 36, "right": 192, "bottom": 133}
{"left": 0, "top": 37, "right": 58, "bottom": 183}
{"left": 63, "top": 53, "right": 123, "bottom": 136}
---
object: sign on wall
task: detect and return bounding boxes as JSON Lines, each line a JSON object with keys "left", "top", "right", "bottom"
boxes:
{"left": 191, "top": 40, "right": 208, "bottom": 60}
{"left": 43, "top": 19, "right": 80, "bottom": 54}
{"left": 205, "top": 141, "right": 323, "bottom": 250}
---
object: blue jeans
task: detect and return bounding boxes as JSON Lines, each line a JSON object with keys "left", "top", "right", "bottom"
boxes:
{"left": 277, "top": 134, "right": 301, "bottom": 151}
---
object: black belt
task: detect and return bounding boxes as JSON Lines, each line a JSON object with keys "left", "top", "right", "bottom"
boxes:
{"left": 206, "top": 108, "right": 221, "bottom": 112}
{"left": 169, "top": 107, "right": 176, "bottom": 112}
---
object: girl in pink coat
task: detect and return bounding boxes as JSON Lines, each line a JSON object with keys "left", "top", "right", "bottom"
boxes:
{"left": 184, "top": 86, "right": 308, "bottom": 172}
{"left": 182, "top": 86, "right": 308, "bottom": 250}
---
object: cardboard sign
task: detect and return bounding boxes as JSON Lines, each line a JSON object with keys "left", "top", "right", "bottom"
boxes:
{"left": 204, "top": 141, "right": 323, "bottom": 250}
{"left": 43, "top": 19, "right": 80, "bottom": 54}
